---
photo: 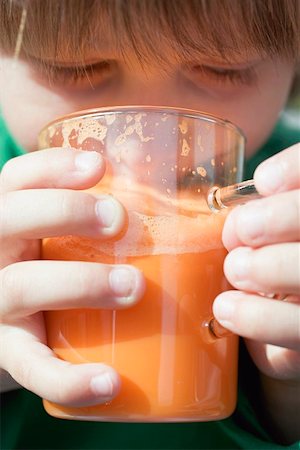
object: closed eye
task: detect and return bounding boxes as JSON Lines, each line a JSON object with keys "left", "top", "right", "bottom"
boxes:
{"left": 183, "top": 63, "right": 257, "bottom": 87}
{"left": 30, "top": 59, "right": 117, "bottom": 88}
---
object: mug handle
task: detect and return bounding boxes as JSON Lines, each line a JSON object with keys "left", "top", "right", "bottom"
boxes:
{"left": 207, "top": 179, "right": 261, "bottom": 212}
{"left": 205, "top": 317, "right": 233, "bottom": 339}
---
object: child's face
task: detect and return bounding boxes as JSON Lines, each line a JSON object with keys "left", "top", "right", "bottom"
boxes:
{"left": 0, "top": 43, "right": 295, "bottom": 156}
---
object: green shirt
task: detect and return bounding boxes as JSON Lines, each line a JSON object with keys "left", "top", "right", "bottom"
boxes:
{"left": 0, "top": 111, "right": 299, "bottom": 450}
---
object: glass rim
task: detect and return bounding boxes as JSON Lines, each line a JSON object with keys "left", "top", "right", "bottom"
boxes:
{"left": 39, "top": 105, "right": 246, "bottom": 141}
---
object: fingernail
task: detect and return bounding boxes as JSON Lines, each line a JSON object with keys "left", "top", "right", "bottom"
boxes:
{"left": 75, "top": 151, "right": 101, "bottom": 172}
{"left": 109, "top": 267, "right": 137, "bottom": 300}
{"left": 255, "top": 159, "right": 284, "bottom": 194}
{"left": 90, "top": 372, "right": 114, "bottom": 397}
{"left": 213, "top": 295, "right": 236, "bottom": 326}
{"left": 225, "top": 247, "right": 252, "bottom": 283}
{"left": 237, "top": 204, "right": 265, "bottom": 242}
{"left": 95, "top": 197, "right": 118, "bottom": 229}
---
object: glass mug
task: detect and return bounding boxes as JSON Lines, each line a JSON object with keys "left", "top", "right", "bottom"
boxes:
{"left": 38, "top": 106, "right": 246, "bottom": 422}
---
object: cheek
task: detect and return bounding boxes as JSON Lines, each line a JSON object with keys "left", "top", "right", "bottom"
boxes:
{"left": 219, "top": 65, "right": 294, "bottom": 157}
{"left": 0, "top": 56, "right": 75, "bottom": 152}
{"left": 233, "top": 91, "right": 289, "bottom": 157}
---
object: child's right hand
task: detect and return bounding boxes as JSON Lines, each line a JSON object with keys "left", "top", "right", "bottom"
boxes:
{"left": 0, "top": 148, "right": 145, "bottom": 407}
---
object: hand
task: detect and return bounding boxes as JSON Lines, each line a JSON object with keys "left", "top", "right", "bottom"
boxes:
{"left": 213, "top": 143, "right": 300, "bottom": 381}
{"left": 212, "top": 143, "right": 300, "bottom": 442}
{"left": 0, "top": 148, "right": 145, "bottom": 407}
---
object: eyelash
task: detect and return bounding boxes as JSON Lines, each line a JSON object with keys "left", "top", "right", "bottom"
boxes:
{"left": 36, "top": 60, "right": 256, "bottom": 89}
{"left": 188, "top": 65, "right": 256, "bottom": 86}
{"left": 42, "top": 61, "right": 113, "bottom": 85}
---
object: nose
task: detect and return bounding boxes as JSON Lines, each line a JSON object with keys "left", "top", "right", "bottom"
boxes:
{"left": 81, "top": 62, "right": 183, "bottom": 110}
{"left": 75, "top": 60, "right": 203, "bottom": 112}
{"left": 117, "top": 91, "right": 179, "bottom": 108}
{"left": 112, "top": 71, "right": 181, "bottom": 107}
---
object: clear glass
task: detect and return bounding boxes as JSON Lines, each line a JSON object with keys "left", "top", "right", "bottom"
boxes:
{"left": 39, "top": 106, "right": 245, "bottom": 422}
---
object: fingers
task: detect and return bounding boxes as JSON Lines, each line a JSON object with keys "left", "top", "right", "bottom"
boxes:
{"left": 0, "top": 148, "right": 105, "bottom": 193}
{"left": 224, "top": 245, "right": 300, "bottom": 295}
{"left": 245, "top": 341, "right": 300, "bottom": 381}
{"left": 254, "top": 143, "right": 300, "bottom": 195}
{"left": 0, "top": 189, "right": 126, "bottom": 239}
{"left": 222, "top": 190, "right": 300, "bottom": 250}
{"left": 0, "top": 261, "right": 145, "bottom": 320}
{"left": 0, "top": 148, "right": 126, "bottom": 240}
{"left": 0, "top": 319, "right": 121, "bottom": 406}
{"left": 213, "top": 291, "right": 300, "bottom": 351}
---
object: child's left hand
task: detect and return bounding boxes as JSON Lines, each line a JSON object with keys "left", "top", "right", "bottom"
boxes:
{"left": 213, "top": 143, "right": 300, "bottom": 382}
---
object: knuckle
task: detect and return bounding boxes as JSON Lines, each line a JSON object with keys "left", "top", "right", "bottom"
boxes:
{"left": 77, "top": 264, "right": 104, "bottom": 302}
{"left": 284, "top": 142, "right": 300, "bottom": 163}
{"left": 75, "top": 266, "right": 92, "bottom": 298}
{"left": 0, "top": 159, "right": 12, "bottom": 193}
{"left": 297, "top": 310, "right": 300, "bottom": 347}
{"left": 246, "top": 249, "right": 273, "bottom": 291}
{"left": 0, "top": 264, "right": 23, "bottom": 320}
{"left": 59, "top": 191, "right": 93, "bottom": 224}
{"left": 0, "top": 335, "right": 33, "bottom": 388}
{"left": 288, "top": 190, "right": 300, "bottom": 221}
{"left": 55, "top": 366, "right": 78, "bottom": 405}
{"left": 252, "top": 245, "right": 269, "bottom": 269}
{"left": 292, "top": 192, "right": 300, "bottom": 229}
{"left": 59, "top": 190, "right": 77, "bottom": 221}
{"left": 292, "top": 142, "right": 300, "bottom": 153}
{"left": 0, "top": 194, "right": 9, "bottom": 239}
{"left": 237, "top": 296, "right": 270, "bottom": 339}
{"left": 12, "top": 356, "right": 35, "bottom": 390}
{"left": 253, "top": 244, "right": 299, "bottom": 292}
{"left": 296, "top": 309, "right": 300, "bottom": 343}
{"left": 0, "top": 328, "right": 8, "bottom": 366}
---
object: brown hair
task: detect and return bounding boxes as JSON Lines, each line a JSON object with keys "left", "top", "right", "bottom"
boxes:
{"left": 0, "top": 0, "right": 300, "bottom": 68}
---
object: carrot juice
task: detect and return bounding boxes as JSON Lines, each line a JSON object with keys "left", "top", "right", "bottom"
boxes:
{"left": 39, "top": 106, "right": 245, "bottom": 422}
{"left": 42, "top": 185, "right": 238, "bottom": 422}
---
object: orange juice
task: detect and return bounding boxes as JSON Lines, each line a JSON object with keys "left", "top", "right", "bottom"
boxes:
{"left": 42, "top": 186, "right": 238, "bottom": 422}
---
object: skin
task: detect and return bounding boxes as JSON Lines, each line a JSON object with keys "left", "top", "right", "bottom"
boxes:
{"left": 0, "top": 45, "right": 299, "bottom": 442}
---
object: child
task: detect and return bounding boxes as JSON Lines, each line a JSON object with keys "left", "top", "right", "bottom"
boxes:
{"left": 0, "top": 0, "right": 299, "bottom": 448}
